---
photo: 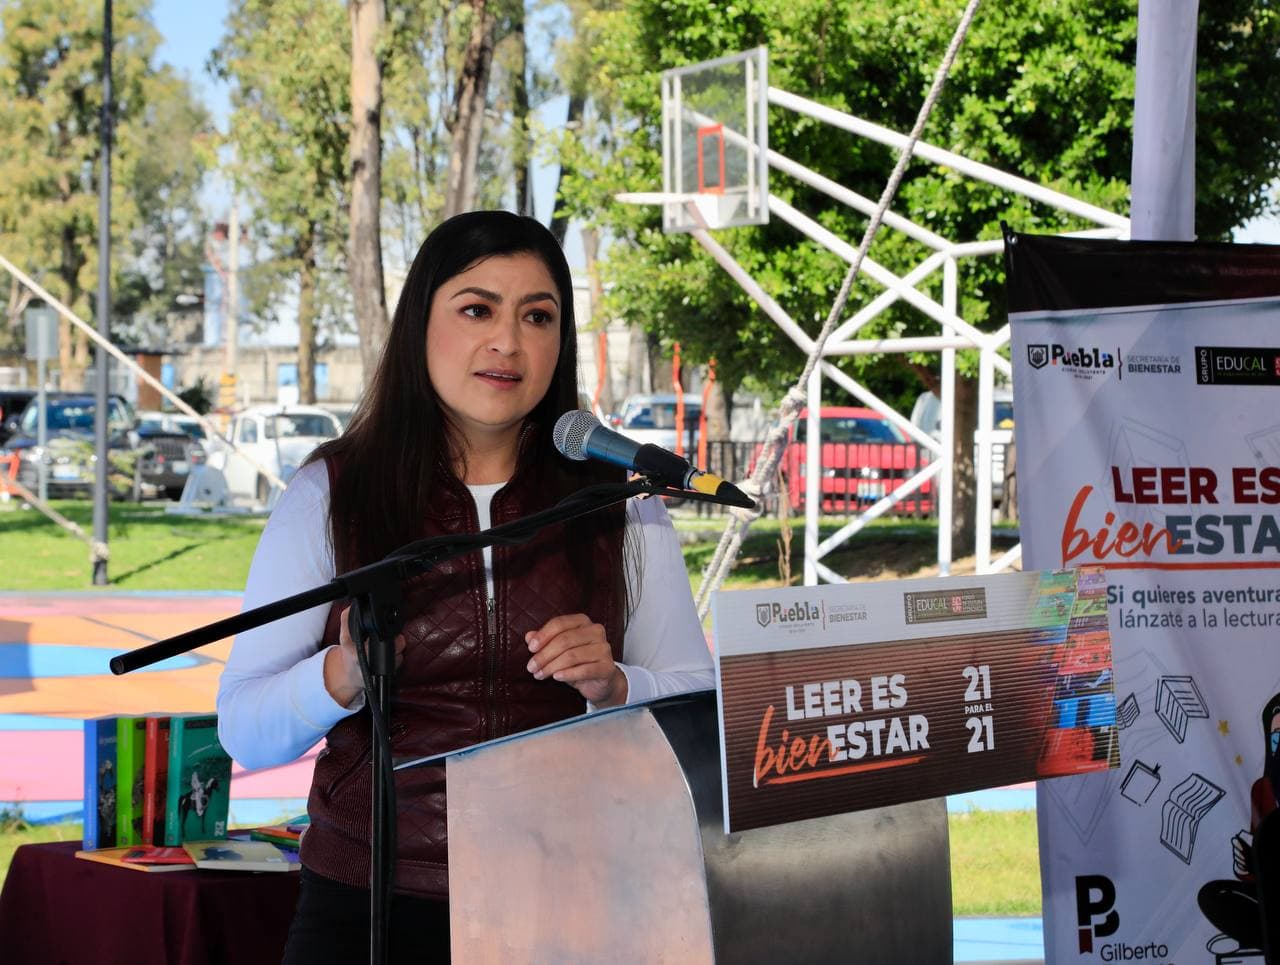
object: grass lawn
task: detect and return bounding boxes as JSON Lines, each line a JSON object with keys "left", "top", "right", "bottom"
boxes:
{"left": 0, "top": 808, "right": 1042, "bottom": 919}
{"left": 0, "top": 500, "right": 266, "bottom": 590}
{"left": 949, "top": 809, "right": 1042, "bottom": 917}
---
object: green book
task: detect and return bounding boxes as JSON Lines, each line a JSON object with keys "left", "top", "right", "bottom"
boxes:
{"left": 164, "top": 714, "right": 232, "bottom": 846}
{"left": 115, "top": 716, "right": 148, "bottom": 846}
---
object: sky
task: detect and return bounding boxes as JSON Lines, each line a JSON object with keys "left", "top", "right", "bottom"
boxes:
{"left": 149, "top": 0, "right": 583, "bottom": 346}
{"left": 148, "top": 0, "right": 1280, "bottom": 335}
{"left": 150, "top": 0, "right": 578, "bottom": 252}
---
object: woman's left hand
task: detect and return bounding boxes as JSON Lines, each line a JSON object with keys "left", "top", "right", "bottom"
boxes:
{"left": 526, "top": 613, "right": 627, "bottom": 707}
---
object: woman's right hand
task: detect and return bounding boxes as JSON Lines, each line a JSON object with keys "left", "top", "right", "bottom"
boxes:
{"left": 323, "top": 604, "right": 407, "bottom": 708}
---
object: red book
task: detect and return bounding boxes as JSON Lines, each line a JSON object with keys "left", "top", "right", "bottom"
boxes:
{"left": 122, "top": 845, "right": 194, "bottom": 866}
{"left": 142, "top": 716, "right": 171, "bottom": 846}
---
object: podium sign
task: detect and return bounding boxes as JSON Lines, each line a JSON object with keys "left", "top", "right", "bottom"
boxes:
{"left": 713, "top": 568, "right": 1118, "bottom": 833}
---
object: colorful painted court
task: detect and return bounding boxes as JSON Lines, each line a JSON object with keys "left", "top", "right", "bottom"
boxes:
{"left": 0, "top": 591, "right": 1043, "bottom": 964}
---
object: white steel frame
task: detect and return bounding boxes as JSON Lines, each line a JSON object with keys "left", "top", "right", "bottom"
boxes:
{"left": 625, "top": 68, "right": 1130, "bottom": 582}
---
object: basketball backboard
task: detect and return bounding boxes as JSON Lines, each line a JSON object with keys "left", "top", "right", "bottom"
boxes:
{"left": 661, "top": 47, "right": 769, "bottom": 233}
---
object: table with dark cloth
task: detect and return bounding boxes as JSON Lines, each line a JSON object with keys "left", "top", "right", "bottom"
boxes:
{"left": 0, "top": 841, "right": 301, "bottom": 965}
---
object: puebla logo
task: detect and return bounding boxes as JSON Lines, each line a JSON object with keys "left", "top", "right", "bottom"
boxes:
{"left": 1028, "top": 344, "right": 1049, "bottom": 369}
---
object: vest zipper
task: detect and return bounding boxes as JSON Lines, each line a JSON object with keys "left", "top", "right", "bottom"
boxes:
{"left": 485, "top": 595, "right": 498, "bottom": 740}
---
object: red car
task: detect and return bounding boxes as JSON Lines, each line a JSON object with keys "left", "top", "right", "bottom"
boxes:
{"left": 778, "top": 407, "right": 931, "bottom": 514}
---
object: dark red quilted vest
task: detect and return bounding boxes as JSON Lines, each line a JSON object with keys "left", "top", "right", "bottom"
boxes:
{"left": 299, "top": 453, "right": 625, "bottom": 898}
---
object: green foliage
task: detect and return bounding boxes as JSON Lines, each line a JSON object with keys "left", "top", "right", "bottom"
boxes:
{"left": 555, "top": 0, "right": 1280, "bottom": 393}
{"left": 176, "top": 376, "right": 215, "bottom": 415}
{"left": 211, "top": 0, "right": 352, "bottom": 338}
{"left": 0, "top": 0, "right": 212, "bottom": 346}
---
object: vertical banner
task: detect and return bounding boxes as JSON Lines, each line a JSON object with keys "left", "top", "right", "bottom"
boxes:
{"left": 1007, "top": 232, "right": 1280, "bottom": 963}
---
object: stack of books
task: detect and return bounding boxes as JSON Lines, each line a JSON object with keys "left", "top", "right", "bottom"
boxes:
{"left": 77, "top": 713, "right": 300, "bottom": 873}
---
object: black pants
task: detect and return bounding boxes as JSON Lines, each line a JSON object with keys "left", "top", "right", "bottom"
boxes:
{"left": 282, "top": 866, "right": 451, "bottom": 964}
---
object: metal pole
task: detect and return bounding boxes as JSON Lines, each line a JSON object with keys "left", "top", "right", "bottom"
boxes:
{"left": 37, "top": 344, "right": 47, "bottom": 503}
{"left": 92, "top": 0, "right": 112, "bottom": 586}
{"left": 225, "top": 202, "right": 239, "bottom": 392}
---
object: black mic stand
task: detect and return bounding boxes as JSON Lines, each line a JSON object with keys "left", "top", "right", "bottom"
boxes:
{"left": 110, "top": 477, "right": 754, "bottom": 965}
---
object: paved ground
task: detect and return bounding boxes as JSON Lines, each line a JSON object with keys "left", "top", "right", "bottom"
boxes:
{"left": 0, "top": 591, "right": 1045, "bottom": 962}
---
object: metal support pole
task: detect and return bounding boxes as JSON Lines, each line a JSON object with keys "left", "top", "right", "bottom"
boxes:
{"left": 92, "top": 0, "right": 113, "bottom": 586}
{"left": 975, "top": 348, "right": 994, "bottom": 573}
{"left": 939, "top": 257, "right": 956, "bottom": 577}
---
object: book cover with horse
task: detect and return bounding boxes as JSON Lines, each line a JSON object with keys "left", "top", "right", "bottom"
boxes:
{"left": 163, "top": 714, "right": 231, "bottom": 846}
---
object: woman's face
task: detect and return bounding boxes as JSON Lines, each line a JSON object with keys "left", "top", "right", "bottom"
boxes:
{"left": 425, "top": 252, "right": 563, "bottom": 451}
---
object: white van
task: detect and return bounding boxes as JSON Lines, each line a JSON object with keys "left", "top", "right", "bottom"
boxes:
{"left": 910, "top": 388, "right": 1014, "bottom": 505}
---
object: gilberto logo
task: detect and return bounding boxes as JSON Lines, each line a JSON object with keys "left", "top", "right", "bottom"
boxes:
{"left": 1076, "top": 875, "right": 1119, "bottom": 953}
{"left": 1075, "top": 875, "right": 1168, "bottom": 960}
{"left": 755, "top": 600, "right": 821, "bottom": 629}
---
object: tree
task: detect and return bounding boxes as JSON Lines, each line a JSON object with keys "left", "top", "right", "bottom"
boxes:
{"left": 443, "top": 0, "right": 498, "bottom": 218}
{"left": 348, "top": 0, "right": 390, "bottom": 377}
{"left": 557, "top": 0, "right": 1280, "bottom": 551}
{"left": 212, "top": 0, "right": 351, "bottom": 404}
{"left": 0, "top": 0, "right": 212, "bottom": 382}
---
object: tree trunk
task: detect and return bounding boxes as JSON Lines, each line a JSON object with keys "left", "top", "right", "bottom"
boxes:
{"left": 443, "top": 0, "right": 496, "bottom": 219}
{"left": 625, "top": 325, "right": 648, "bottom": 398}
{"left": 581, "top": 225, "right": 611, "bottom": 412}
{"left": 298, "top": 233, "right": 318, "bottom": 405}
{"left": 549, "top": 92, "right": 585, "bottom": 246}
{"left": 705, "top": 377, "right": 729, "bottom": 441}
{"left": 348, "top": 0, "right": 391, "bottom": 381}
{"left": 951, "top": 374, "right": 978, "bottom": 557}
{"left": 511, "top": 8, "right": 531, "bottom": 216}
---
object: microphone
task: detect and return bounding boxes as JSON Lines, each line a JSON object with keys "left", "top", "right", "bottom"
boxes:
{"left": 553, "top": 410, "right": 755, "bottom": 508}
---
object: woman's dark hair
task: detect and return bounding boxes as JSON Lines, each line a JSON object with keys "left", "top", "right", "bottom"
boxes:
{"left": 310, "top": 211, "right": 627, "bottom": 615}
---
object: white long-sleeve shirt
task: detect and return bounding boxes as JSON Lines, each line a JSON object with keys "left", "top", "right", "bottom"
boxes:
{"left": 216, "top": 460, "right": 714, "bottom": 769}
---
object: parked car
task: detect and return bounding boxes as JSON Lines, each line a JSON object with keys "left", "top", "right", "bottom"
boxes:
{"left": 775, "top": 407, "right": 931, "bottom": 514}
{"left": 0, "top": 389, "right": 36, "bottom": 446}
{"left": 2, "top": 393, "right": 141, "bottom": 499}
{"left": 612, "top": 393, "right": 702, "bottom": 454}
{"left": 133, "top": 424, "right": 206, "bottom": 500}
{"left": 909, "top": 388, "right": 1014, "bottom": 505}
{"left": 136, "top": 409, "right": 212, "bottom": 446}
{"left": 205, "top": 404, "right": 342, "bottom": 503}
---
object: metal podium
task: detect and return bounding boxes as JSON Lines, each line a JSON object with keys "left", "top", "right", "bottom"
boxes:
{"left": 445, "top": 691, "right": 953, "bottom": 964}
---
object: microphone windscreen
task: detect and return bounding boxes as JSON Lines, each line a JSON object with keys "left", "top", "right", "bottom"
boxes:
{"left": 553, "top": 409, "right": 598, "bottom": 461}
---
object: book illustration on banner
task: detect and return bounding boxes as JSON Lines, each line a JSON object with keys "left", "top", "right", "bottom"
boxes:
{"left": 1245, "top": 424, "right": 1280, "bottom": 466}
{"left": 142, "top": 715, "right": 171, "bottom": 845}
{"left": 82, "top": 716, "right": 118, "bottom": 850}
{"left": 1119, "top": 760, "right": 1161, "bottom": 806}
{"left": 1156, "top": 675, "right": 1211, "bottom": 744}
{"left": 74, "top": 846, "right": 194, "bottom": 872}
{"left": 1160, "top": 772, "right": 1225, "bottom": 864}
{"left": 116, "top": 715, "right": 147, "bottom": 846}
{"left": 713, "top": 566, "right": 1119, "bottom": 833}
{"left": 182, "top": 838, "right": 299, "bottom": 872}
{"left": 1193, "top": 691, "right": 1280, "bottom": 958}
{"left": 164, "top": 714, "right": 232, "bottom": 845}
{"left": 1116, "top": 692, "right": 1141, "bottom": 729}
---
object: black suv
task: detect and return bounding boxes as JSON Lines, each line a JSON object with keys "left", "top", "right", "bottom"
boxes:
{"left": 0, "top": 389, "right": 37, "bottom": 446}
{"left": 3, "top": 393, "right": 141, "bottom": 499}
